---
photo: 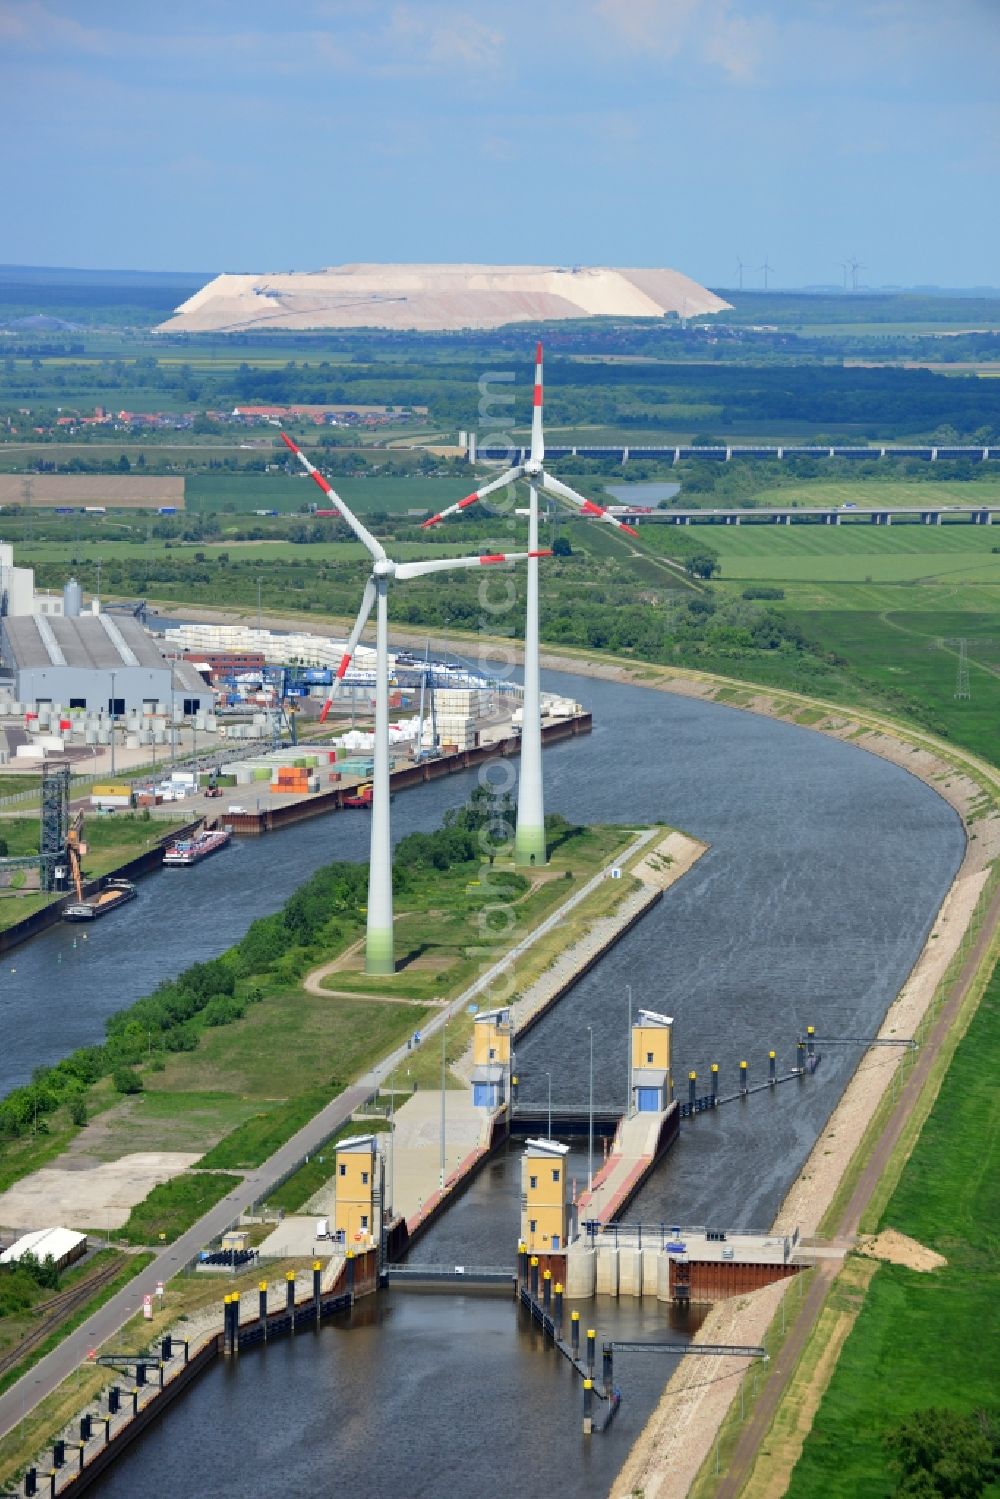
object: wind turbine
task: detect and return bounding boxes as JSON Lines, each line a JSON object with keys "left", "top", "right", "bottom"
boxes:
{"left": 421, "top": 343, "right": 636, "bottom": 868}
{"left": 759, "top": 257, "right": 773, "bottom": 289}
{"left": 736, "top": 256, "right": 746, "bottom": 291}
{"left": 280, "top": 431, "right": 549, "bottom": 975}
{"left": 848, "top": 256, "right": 865, "bottom": 292}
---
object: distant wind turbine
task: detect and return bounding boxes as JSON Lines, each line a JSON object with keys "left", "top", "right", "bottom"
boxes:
{"left": 736, "top": 256, "right": 746, "bottom": 291}
{"left": 759, "top": 258, "right": 773, "bottom": 290}
{"left": 848, "top": 256, "right": 865, "bottom": 292}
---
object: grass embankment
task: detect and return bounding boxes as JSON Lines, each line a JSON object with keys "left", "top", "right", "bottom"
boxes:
{"left": 783, "top": 956, "right": 1000, "bottom": 1498}
{"left": 115, "top": 1173, "right": 241, "bottom": 1246}
{"left": 0, "top": 803, "right": 630, "bottom": 1229}
{"left": 0, "top": 776, "right": 40, "bottom": 802}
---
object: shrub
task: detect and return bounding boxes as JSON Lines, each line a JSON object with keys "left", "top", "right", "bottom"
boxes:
{"left": 742, "top": 585, "right": 786, "bottom": 600}
{"left": 112, "top": 1066, "right": 143, "bottom": 1095}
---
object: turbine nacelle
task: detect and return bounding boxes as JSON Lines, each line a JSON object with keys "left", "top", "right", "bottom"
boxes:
{"left": 424, "top": 342, "right": 637, "bottom": 537}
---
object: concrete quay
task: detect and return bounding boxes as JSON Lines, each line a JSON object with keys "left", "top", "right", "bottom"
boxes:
{"left": 576, "top": 1105, "right": 681, "bottom": 1225}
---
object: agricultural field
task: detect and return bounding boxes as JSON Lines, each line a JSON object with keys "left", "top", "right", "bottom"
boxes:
{"left": 743, "top": 478, "right": 1000, "bottom": 511}
{"left": 639, "top": 517, "right": 1000, "bottom": 764}
{"left": 186, "top": 473, "right": 462, "bottom": 515}
{"left": 785, "top": 959, "right": 1000, "bottom": 1499}
{"left": 667, "top": 520, "right": 1000, "bottom": 586}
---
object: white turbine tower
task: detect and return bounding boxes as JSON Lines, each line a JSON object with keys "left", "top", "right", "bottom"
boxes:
{"left": 280, "top": 431, "right": 550, "bottom": 975}
{"left": 422, "top": 342, "right": 637, "bottom": 867}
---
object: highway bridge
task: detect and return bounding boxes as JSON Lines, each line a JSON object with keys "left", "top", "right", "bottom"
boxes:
{"left": 478, "top": 442, "right": 999, "bottom": 465}
{"left": 627, "top": 504, "right": 999, "bottom": 526}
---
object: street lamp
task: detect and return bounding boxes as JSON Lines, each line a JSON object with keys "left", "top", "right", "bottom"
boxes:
{"left": 626, "top": 982, "right": 633, "bottom": 1119}
{"left": 587, "top": 1025, "right": 594, "bottom": 1191}
{"left": 439, "top": 1018, "right": 446, "bottom": 1190}
{"left": 109, "top": 668, "right": 117, "bottom": 777}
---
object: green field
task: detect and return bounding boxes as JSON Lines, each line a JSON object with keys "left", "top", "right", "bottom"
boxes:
{"left": 185, "top": 473, "right": 466, "bottom": 514}
{"left": 747, "top": 479, "right": 1000, "bottom": 511}
{"left": 786, "top": 961, "right": 1000, "bottom": 1498}
{"left": 633, "top": 502, "right": 1000, "bottom": 764}
{"left": 670, "top": 522, "right": 1000, "bottom": 585}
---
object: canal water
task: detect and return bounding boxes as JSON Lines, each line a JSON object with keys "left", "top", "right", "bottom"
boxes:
{"left": 604, "top": 480, "right": 681, "bottom": 505}
{"left": 3, "top": 671, "right": 963, "bottom": 1496}
{"left": 93, "top": 1290, "right": 706, "bottom": 1499}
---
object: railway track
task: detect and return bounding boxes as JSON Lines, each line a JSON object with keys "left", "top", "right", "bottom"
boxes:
{"left": 0, "top": 1257, "right": 128, "bottom": 1383}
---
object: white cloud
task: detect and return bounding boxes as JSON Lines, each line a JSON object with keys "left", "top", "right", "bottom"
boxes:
{"left": 592, "top": 0, "right": 770, "bottom": 79}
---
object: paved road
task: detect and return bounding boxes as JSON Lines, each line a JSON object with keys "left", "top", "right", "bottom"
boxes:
{"left": 714, "top": 876, "right": 1000, "bottom": 1499}
{"left": 0, "top": 832, "right": 645, "bottom": 1441}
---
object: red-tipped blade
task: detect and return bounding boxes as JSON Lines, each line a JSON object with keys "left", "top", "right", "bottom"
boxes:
{"left": 530, "top": 343, "right": 544, "bottom": 466}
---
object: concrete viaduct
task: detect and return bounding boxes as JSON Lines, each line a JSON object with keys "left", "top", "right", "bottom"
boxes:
{"left": 477, "top": 442, "right": 999, "bottom": 466}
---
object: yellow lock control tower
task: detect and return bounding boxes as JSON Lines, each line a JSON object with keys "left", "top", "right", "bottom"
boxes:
{"left": 631, "top": 1009, "right": 673, "bottom": 1113}
{"left": 334, "top": 1134, "right": 379, "bottom": 1247}
{"left": 470, "top": 1006, "right": 512, "bottom": 1109}
{"left": 520, "top": 1138, "right": 570, "bottom": 1252}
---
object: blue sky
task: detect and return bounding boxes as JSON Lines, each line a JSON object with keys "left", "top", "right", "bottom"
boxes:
{"left": 1, "top": 0, "right": 997, "bottom": 286}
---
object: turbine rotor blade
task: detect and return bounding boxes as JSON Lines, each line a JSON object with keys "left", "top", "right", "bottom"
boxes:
{"left": 530, "top": 341, "right": 544, "bottom": 467}
{"left": 319, "top": 575, "right": 376, "bottom": 722}
{"left": 280, "top": 431, "right": 386, "bottom": 560}
{"left": 395, "top": 550, "right": 551, "bottom": 581}
{"left": 539, "top": 470, "right": 639, "bottom": 536}
{"left": 421, "top": 465, "right": 525, "bottom": 527}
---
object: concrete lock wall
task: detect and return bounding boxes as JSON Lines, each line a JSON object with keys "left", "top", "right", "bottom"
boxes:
{"left": 618, "top": 1248, "right": 643, "bottom": 1297}
{"left": 595, "top": 1246, "right": 619, "bottom": 1296}
{"left": 564, "top": 1246, "right": 597, "bottom": 1300}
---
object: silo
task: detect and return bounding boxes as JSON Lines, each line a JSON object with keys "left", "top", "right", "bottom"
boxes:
{"left": 63, "top": 577, "right": 83, "bottom": 618}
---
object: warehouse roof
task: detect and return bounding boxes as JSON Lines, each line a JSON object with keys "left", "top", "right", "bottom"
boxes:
{"left": 2, "top": 615, "right": 209, "bottom": 704}
{"left": 3, "top": 613, "right": 170, "bottom": 671}
{"left": 0, "top": 1226, "right": 87, "bottom": 1266}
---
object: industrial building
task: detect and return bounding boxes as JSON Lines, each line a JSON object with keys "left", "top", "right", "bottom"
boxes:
{"left": 0, "top": 611, "right": 210, "bottom": 715}
{"left": 0, "top": 542, "right": 64, "bottom": 618}
{"left": 0, "top": 1226, "right": 87, "bottom": 1271}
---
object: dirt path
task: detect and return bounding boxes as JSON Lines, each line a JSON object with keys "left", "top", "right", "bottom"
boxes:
{"left": 302, "top": 974, "right": 440, "bottom": 1007}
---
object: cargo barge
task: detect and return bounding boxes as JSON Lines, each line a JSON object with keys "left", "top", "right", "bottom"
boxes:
{"left": 62, "top": 878, "right": 137, "bottom": 922}
{"left": 163, "top": 828, "right": 232, "bottom": 866}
